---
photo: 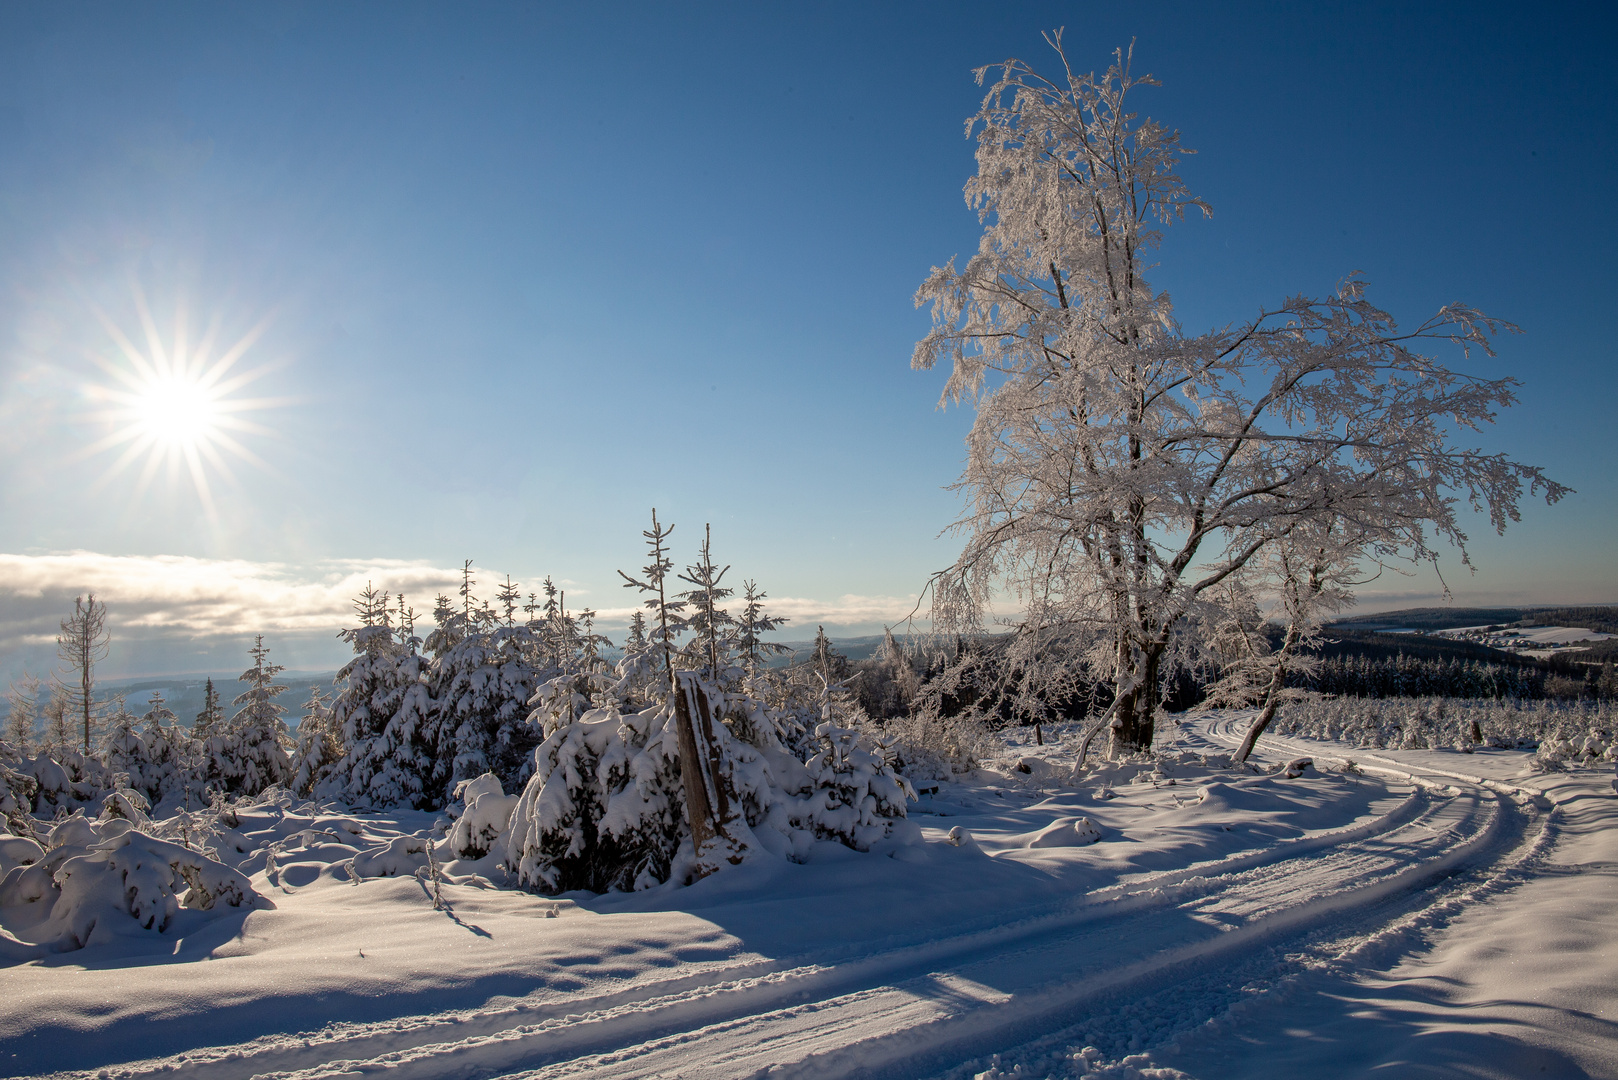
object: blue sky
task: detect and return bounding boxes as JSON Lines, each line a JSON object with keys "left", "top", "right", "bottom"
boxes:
{"left": 1, "top": 1, "right": 1613, "bottom": 679}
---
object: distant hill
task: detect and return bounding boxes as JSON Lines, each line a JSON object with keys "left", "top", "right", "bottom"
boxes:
{"left": 1329, "top": 604, "right": 1618, "bottom": 634}
{"left": 65, "top": 671, "right": 338, "bottom": 731}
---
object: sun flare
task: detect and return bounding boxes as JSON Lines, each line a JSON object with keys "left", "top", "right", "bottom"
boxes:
{"left": 133, "top": 375, "right": 221, "bottom": 446}
{"left": 81, "top": 286, "right": 286, "bottom": 516}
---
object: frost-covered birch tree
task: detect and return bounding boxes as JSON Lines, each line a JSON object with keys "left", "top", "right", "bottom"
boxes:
{"left": 914, "top": 33, "right": 1568, "bottom": 753}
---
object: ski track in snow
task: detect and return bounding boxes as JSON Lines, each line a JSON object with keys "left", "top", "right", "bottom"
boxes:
{"left": 17, "top": 714, "right": 1600, "bottom": 1080}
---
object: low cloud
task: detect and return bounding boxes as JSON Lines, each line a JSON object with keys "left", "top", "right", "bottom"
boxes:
{"left": 0, "top": 552, "right": 464, "bottom": 649}
{"left": 0, "top": 552, "right": 924, "bottom": 679}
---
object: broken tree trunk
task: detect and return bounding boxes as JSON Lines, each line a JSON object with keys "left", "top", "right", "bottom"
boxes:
{"left": 672, "top": 672, "right": 744, "bottom": 879}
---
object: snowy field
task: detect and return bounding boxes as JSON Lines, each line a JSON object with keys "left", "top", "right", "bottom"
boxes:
{"left": 3, "top": 714, "right": 1616, "bottom": 1080}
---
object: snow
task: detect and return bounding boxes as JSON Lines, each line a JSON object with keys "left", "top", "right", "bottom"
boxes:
{"left": 2, "top": 714, "right": 1615, "bottom": 1079}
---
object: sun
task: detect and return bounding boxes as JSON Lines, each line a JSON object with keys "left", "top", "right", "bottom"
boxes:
{"left": 81, "top": 285, "right": 286, "bottom": 516}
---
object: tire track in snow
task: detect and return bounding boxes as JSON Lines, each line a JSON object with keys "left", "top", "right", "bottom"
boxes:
{"left": 74, "top": 763, "right": 1532, "bottom": 1080}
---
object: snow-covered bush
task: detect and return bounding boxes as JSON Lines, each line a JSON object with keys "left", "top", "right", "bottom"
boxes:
{"left": 448, "top": 773, "right": 519, "bottom": 859}
{"left": 793, "top": 721, "right": 915, "bottom": 851}
{"left": 1, "top": 813, "right": 258, "bottom": 952}
{"left": 871, "top": 709, "right": 988, "bottom": 780}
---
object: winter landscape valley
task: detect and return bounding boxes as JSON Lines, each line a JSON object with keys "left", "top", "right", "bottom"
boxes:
{"left": 4, "top": 4, "right": 1617, "bottom": 1079}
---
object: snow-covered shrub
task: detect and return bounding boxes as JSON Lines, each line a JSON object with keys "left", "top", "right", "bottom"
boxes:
{"left": 506, "top": 700, "right": 630, "bottom": 893}
{"left": 448, "top": 773, "right": 519, "bottom": 859}
{"left": 870, "top": 709, "right": 988, "bottom": 780}
{"left": 22, "top": 749, "right": 118, "bottom": 815}
{"left": 0, "top": 755, "right": 39, "bottom": 831}
{"left": 505, "top": 663, "right": 921, "bottom": 894}
{"left": 1, "top": 817, "right": 258, "bottom": 951}
{"left": 793, "top": 722, "right": 916, "bottom": 850}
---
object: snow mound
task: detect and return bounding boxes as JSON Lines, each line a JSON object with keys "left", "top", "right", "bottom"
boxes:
{"left": 350, "top": 835, "right": 429, "bottom": 879}
{"left": 1022, "top": 816, "right": 1103, "bottom": 848}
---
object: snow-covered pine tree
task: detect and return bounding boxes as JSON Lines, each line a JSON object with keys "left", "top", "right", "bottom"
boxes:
{"left": 675, "top": 524, "right": 735, "bottom": 683}
{"left": 140, "top": 691, "right": 195, "bottom": 811}
{"left": 734, "top": 581, "right": 790, "bottom": 679}
{"left": 291, "top": 685, "right": 343, "bottom": 796}
{"left": 322, "top": 586, "right": 438, "bottom": 808}
{"left": 194, "top": 678, "right": 223, "bottom": 739}
{"left": 797, "top": 697, "right": 915, "bottom": 850}
{"left": 214, "top": 636, "right": 293, "bottom": 797}
{"left": 618, "top": 509, "right": 688, "bottom": 691}
{"left": 105, "top": 698, "right": 154, "bottom": 797}
{"left": 427, "top": 567, "right": 545, "bottom": 806}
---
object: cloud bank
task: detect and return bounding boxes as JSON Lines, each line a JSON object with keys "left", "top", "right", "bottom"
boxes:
{"left": 0, "top": 552, "right": 924, "bottom": 680}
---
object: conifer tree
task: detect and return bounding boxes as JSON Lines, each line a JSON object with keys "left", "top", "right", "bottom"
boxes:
{"left": 618, "top": 509, "right": 687, "bottom": 690}
{"left": 426, "top": 567, "right": 545, "bottom": 804}
{"left": 195, "top": 678, "right": 224, "bottom": 738}
{"left": 291, "top": 685, "right": 343, "bottom": 796}
{"left": 677, "top": 524, "right": 735, "bottom": 682}
{"left": 56, "top": 593, "right": 109, "bottom": 752}
{"left": 4, "top": 673, "right": 40, "bottom": 755}
{"left": 217, "top": 636, "right": 293, "bottom": 796}
{"left": 734, "top": 581, "right": 790, "bottom": 677}
{"left": 41, "top": 693, "right": 72, "bottom": 753}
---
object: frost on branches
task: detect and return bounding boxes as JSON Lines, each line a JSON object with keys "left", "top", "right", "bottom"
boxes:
{"left": 913, "top": 32, "right": 1567, "bottom": 756}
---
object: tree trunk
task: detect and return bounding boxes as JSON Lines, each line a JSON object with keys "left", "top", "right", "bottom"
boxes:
{"left": 672, "top": 677, "right": 717, "bottom": 876}
{"left": 673, "top": 674, "right": 744, "bottom": 878}
{"left": 1113, "top": 648, "right": 1162, "bottom": 753}
{"left": 1234, "top": 662, "right": 1288, "bottom": 765}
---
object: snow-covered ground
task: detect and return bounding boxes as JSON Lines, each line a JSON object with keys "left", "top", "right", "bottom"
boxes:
{"left": 3, "top": 714, "right": 1614, "bottom": 1080}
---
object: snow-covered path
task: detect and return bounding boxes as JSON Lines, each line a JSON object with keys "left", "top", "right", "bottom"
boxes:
{"left": 5, "top": 716, "right": 1614, "bottom": 1080}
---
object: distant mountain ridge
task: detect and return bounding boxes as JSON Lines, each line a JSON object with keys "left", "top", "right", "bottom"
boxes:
{"left": 1330, "top": 604, "right": 1618, "bottom": 634}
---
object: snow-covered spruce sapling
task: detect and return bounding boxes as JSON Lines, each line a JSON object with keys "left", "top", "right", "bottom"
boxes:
{"left": 914, "top": 33, "right": 1568, "bottom": 755}
{"left": 194, "top": 678, "right": 223, "bottom": 740}
{"left": 291, "top": 685, "right": 343, "bottom": 797}
{"left": 618, "top": 509, "right": 688, "bottom": 692}
{"left": 676, "top": 524, "right": 735, "bottom": 683}
{"left": 216, "top": 635, "right": 294, "bottom": 798}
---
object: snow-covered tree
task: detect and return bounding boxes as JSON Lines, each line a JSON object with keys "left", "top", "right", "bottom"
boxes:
{"left": 140, "top": 692, "right": 196, "bottom": 811}
{"left": 5, "top": 673, "right": 41, "bottom": 756}
{"left": 676, "top": 524, "right": 735, "bottom": 682}
{"left": 913, "top": 34, "right": 1569, "bottom": 753}
{"left": 430, "top": 604, "right": 544, "bottom": 803}
{"left": 213, "top": 636, "right": 293, "bottom": 797}
{"left": 194, "top": 677, "right": 223, "bottom": 739}
{"left": 321, "top": 584, "right": 438, "bottom": 808}
{"left": 41, "top": 693, "right": 73, "bottom": 754}
{"left": 105, "top": 699, "right": 152, "bottom": 794}
{"left": 734, "top": 580, "right": 790, "bottom": 678}
{"left": 56, "top": 594, "right": 109, "bottom": 752}
{"left": 1213, "top": 521, "right": 1359, "bottom": 763}
{"left": 618, "top": 509, "right": 688, "bottom": 690}
{"left": 290, "top": 685, "right": 343, "bottom": 797}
